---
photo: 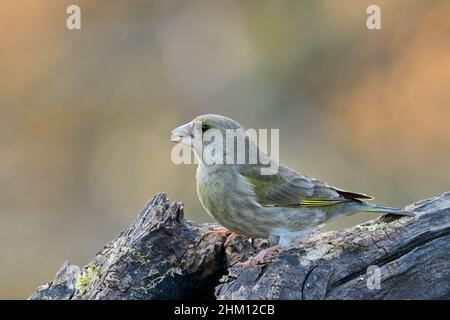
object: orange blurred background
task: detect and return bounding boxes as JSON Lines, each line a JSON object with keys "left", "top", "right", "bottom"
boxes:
{"left": 1, "top": 0, "right": 449, "bottom": 298}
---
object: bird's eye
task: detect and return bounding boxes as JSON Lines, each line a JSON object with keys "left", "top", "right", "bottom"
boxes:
{"left": 201, "top": 124, "right": 210, "bottom": 133}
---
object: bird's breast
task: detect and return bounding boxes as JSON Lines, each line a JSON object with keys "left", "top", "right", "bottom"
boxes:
{"left": 196, "top": 165, "right": 266, "bottom": 237}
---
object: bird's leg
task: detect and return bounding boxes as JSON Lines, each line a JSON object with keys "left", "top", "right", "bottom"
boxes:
{"left": 235, "top": 244, "right": 281, "bottom": 268}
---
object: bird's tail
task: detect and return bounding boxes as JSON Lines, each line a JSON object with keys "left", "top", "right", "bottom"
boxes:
{"left": 364, "top": 205, "right": 415, "bottom": 217}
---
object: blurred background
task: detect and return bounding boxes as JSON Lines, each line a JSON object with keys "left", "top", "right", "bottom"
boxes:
{"left": 1, "top": 0, "right": 449, "bottom": 299}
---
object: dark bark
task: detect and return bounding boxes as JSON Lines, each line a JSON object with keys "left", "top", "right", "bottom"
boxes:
{"left": 29, "top": 192, "right": 450, "bottom": 300}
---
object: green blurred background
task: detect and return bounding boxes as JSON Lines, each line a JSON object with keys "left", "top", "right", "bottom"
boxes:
{"left": 1, "top": 0, "right": 449, "bottom": 299}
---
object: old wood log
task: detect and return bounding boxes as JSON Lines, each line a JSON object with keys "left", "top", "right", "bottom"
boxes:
{"left": 29, "top": 192, "right": 450, "bottom": 300}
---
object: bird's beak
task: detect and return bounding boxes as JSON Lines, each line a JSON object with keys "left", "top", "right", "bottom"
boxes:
{"left": 170, "top": 121, "right": 194, "bottom": 146}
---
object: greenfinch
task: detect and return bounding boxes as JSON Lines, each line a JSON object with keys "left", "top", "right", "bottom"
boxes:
{"left": 171, "top": 114, "right": 413, "bottom": 267}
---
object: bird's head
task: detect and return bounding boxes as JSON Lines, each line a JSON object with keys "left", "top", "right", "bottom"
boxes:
{"left": 171, "top": 114, "right": 279, "bottom": 174}
{"left": 170, "top": 114, "right": 244, "bottom": 146}
{"left": 171, "top": 114, "right": 249, "bottom": 164}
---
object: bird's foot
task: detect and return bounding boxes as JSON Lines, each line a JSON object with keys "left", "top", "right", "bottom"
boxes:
{"left": 235, "top": 244, "right": 281, "bottom": 268}
{"left": 206, "top": 226, "right": 245, "bottom": 245}
{"left": 224, "top": 232, "right": 245, "bottom": 246}
{"left": 206, "top": 226, "right": 232, "bottom": 237}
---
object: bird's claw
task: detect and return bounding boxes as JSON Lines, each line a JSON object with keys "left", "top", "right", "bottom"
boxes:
{"left": 206, "top": 227, "right": 245, "bottom": 246}
{"left": 235, "top": 244, "right": 281, "bottom": 268}
{"left": 224, "top": 232, "right": 244, "bottom": 246}
{"left": 206, "top": 226, "right": 232, "bottom": 237}
{"left": 235, "top": 259, "right": 257, "bottom": 268}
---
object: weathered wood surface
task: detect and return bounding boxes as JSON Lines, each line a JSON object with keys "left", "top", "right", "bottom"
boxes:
{"left": 29, "top": 192, "right": 450, "bottom": 300}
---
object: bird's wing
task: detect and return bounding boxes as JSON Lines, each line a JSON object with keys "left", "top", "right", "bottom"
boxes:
{"left": 239, "top": 164, "right": 373, "bottom": 208}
